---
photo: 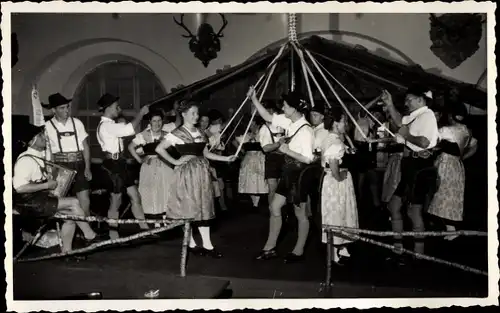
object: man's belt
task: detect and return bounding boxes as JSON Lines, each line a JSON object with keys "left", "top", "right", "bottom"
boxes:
{"left": 403, "top": 148, "right": 433, "bottom": 159}
{"left": 53, "top": 152, "right": 83, "bottom": 163}
{"left": 104, "top": 152, "right": 123, "bottom": 160}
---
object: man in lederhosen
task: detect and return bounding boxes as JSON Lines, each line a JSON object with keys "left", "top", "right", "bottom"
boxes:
{"left": 381, "top": 85, "right": 439, "bottom": 264}
{"left": 96, "top": 93, "right": 150, "bottom": 239}
{"left": 43, "top": 93, "right": 92, "bottom": 217}
{"left": 13, "top": 123, "right": 102, "bottom": 260}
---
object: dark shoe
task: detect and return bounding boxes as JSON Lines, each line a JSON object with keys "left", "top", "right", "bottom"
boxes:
{"left": 284, "top": 252, "right": 305, "bottom": 264}
{"left": 188, "top": 246, "right": 205, "bottom": 256}
{"left": 255, "top": 248, "right": 278, "bottom": 260}
{"left": 202, "top": 248, "right": 223, "bottom": 259}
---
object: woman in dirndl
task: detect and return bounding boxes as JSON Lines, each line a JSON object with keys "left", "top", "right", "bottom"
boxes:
{"left": 428, "top": 103, "right": 477, "bottom": 240}
{"left": 248, "top": 86, "right": 315, "bottom": 264}
{"left": 128, "top": 110, "right": 174, "bottom": 225}
{"left": 320, "top": 107, "right": 358, "bottom": 266}
{"left": 155, "top": 100, "right": 236, "bottom": 258}
{"left": 235, "top": 117, "right": 269, "bottom": 210}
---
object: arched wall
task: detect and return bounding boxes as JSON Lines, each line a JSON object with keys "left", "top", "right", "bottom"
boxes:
{"left": 16, "top": 39, "right": 182, "bottom": 119}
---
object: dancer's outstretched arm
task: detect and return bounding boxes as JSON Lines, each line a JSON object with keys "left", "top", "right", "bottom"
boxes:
{"left": 204, "top": 147, "right": 236, "bottom": 162}
{"left": 247, "top": 86, "right": 272, "bottom": 122}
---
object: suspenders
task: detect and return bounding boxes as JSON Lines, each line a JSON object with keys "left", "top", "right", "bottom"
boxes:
{"left": 15, "top": 154, "right": 50, "bottom": 182}
{"left": 284, "top": 123, "right": 311, "bottom": 144}
{"left": 48, "top": 118, "right": 81, "bottom": 153}
{"left": 264, "top": 124, "right": 285, "bottom": 144}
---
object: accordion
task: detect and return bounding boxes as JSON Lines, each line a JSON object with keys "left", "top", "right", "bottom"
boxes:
{"left": 46, "top": 161, "right": 77, "bottom": 198}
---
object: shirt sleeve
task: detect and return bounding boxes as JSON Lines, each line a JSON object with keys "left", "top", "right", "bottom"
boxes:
{"left": 162, "top": 123, "right": 177, "bottom": 133}
{"left": 293, "top": 125, "right": 315, "bottom": 162}
{"left": 103, "top": 122, "right": 136, "bottom": 138}
{"left": 259, "top": 125, "right": 273, "bottom": 147}
{"left": 271, "top": 113, "right": 292, "bottom": 130}
{"left": 73, "top": 118, "right": 89, "bottom": 143}
{"left": 132, "top": 133, "right": 146, "bottom": 146}
{"left": 163, "top": 133, "right": 184, "bottom": 146}
{"left": 13, "top": 157, "right": 35, "bottom": 190}
{"left": 314, "top": 129, "right": 329, "bottom": 151}
{"left": 438, "top": 127, "right": 455, "bottom": 142}
{"left": 411, "top": 111, "right": 439, "bottom": 148}
{"left": 323, "top": 141, "right": 346, "bottom": 162}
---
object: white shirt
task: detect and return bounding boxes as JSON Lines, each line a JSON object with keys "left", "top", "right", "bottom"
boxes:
{"left": 321, "top": 134, "right": 346, "bottom": 168}
{"left": 258, "top": 124, "right": 284, "bottom": 147}
{"left": 271, "top": 114, "right": 314, "bottom": 163}
{"left": 13, "top": 148, "right": 47, "bottom": 190}
{"left": 45, "top": 117, "right": 88, "bottom": 153}
{"left": 396, "top": 106, "right": 439, "bottom": 152}
{"left": 97, "top": 116, "right": 136, "bottom": 154}
{"left": 313, "top": 123, "right": 329, "bottom": 152}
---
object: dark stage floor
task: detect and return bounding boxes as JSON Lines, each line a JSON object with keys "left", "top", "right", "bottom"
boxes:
{"left": 13, "top": 201, "right": 489, "bottom": 299}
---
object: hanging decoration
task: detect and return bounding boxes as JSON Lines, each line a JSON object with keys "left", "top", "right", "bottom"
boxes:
{"left": 429, "top": 13, "right": 484, "bottom": 69}
{"left": 173, "top": 13, "right": 228, "bottom": 67}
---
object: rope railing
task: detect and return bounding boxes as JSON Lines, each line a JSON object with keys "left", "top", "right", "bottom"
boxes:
{"left": 332, "top": 228, "right": 488, "bottom": 276}
{"left": 17, "top": 220, "right": 188, "bottom": 263}
{"left": 323, "top": 224, "right": 487, "bottom": 237}
{"left": 321, "top": 226, "right": 488, "bottom": 288}
{"left": 54, "top": 214, "right": 192, "bottom": 225}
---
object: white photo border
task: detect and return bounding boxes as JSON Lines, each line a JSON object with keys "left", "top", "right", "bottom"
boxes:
{"left": 2, "top": 1, "right": 498, "bottom": 311}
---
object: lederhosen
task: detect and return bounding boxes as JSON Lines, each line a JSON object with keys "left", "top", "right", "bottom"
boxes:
{"left": 48, "top": 118, "right": 89, "bottom": 194}
{"left": 13, "top": 155, "right": 59, "bottom": 218}
{"left": 263, "top": 124, "right": 285, "bottom": 179}
{"left": 298, "top": 148, "right": 324, "bottom": 217}
{"left": 393, "top": 118, "right": 437, "bottom": 205}
{"left": 275, "top": 124, "right": 312, "bottom": 205}
{"left": 97, "top": 121, "right": 136, "bottom": 194}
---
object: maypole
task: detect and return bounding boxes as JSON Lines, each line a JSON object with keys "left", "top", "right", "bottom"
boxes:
{"left": 288, "top": 13, "right": 297, "bottom": 92}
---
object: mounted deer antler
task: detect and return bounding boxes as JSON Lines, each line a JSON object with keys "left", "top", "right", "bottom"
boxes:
{"left": 173, "top": 13, "right": 229, "bottom": 67}
{"left": 215, "top": 13, "right": 228, "bottom": 37}
{"left": 173, "top": 14, "right": 196, "bottom": 39}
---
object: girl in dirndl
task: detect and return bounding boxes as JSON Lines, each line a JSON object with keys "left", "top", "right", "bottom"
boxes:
{"left": 428, "top": 104, "right": 477, "bottom": 240}
{"left": 155, "top": 100, "right": 236, "bottom": 258}
{"left": 320, "top": 107, "right": 358, "bottom": 266}
{"left": 235, "top": 118, "right": 269, "bottom": 210}
{"left": 128, "top": 110, "right": 174, "bottom": 224}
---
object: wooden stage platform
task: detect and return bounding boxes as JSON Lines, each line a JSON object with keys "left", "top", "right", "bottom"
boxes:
{"left": 14, "top": 263, "right": 231, "bottom": 300}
